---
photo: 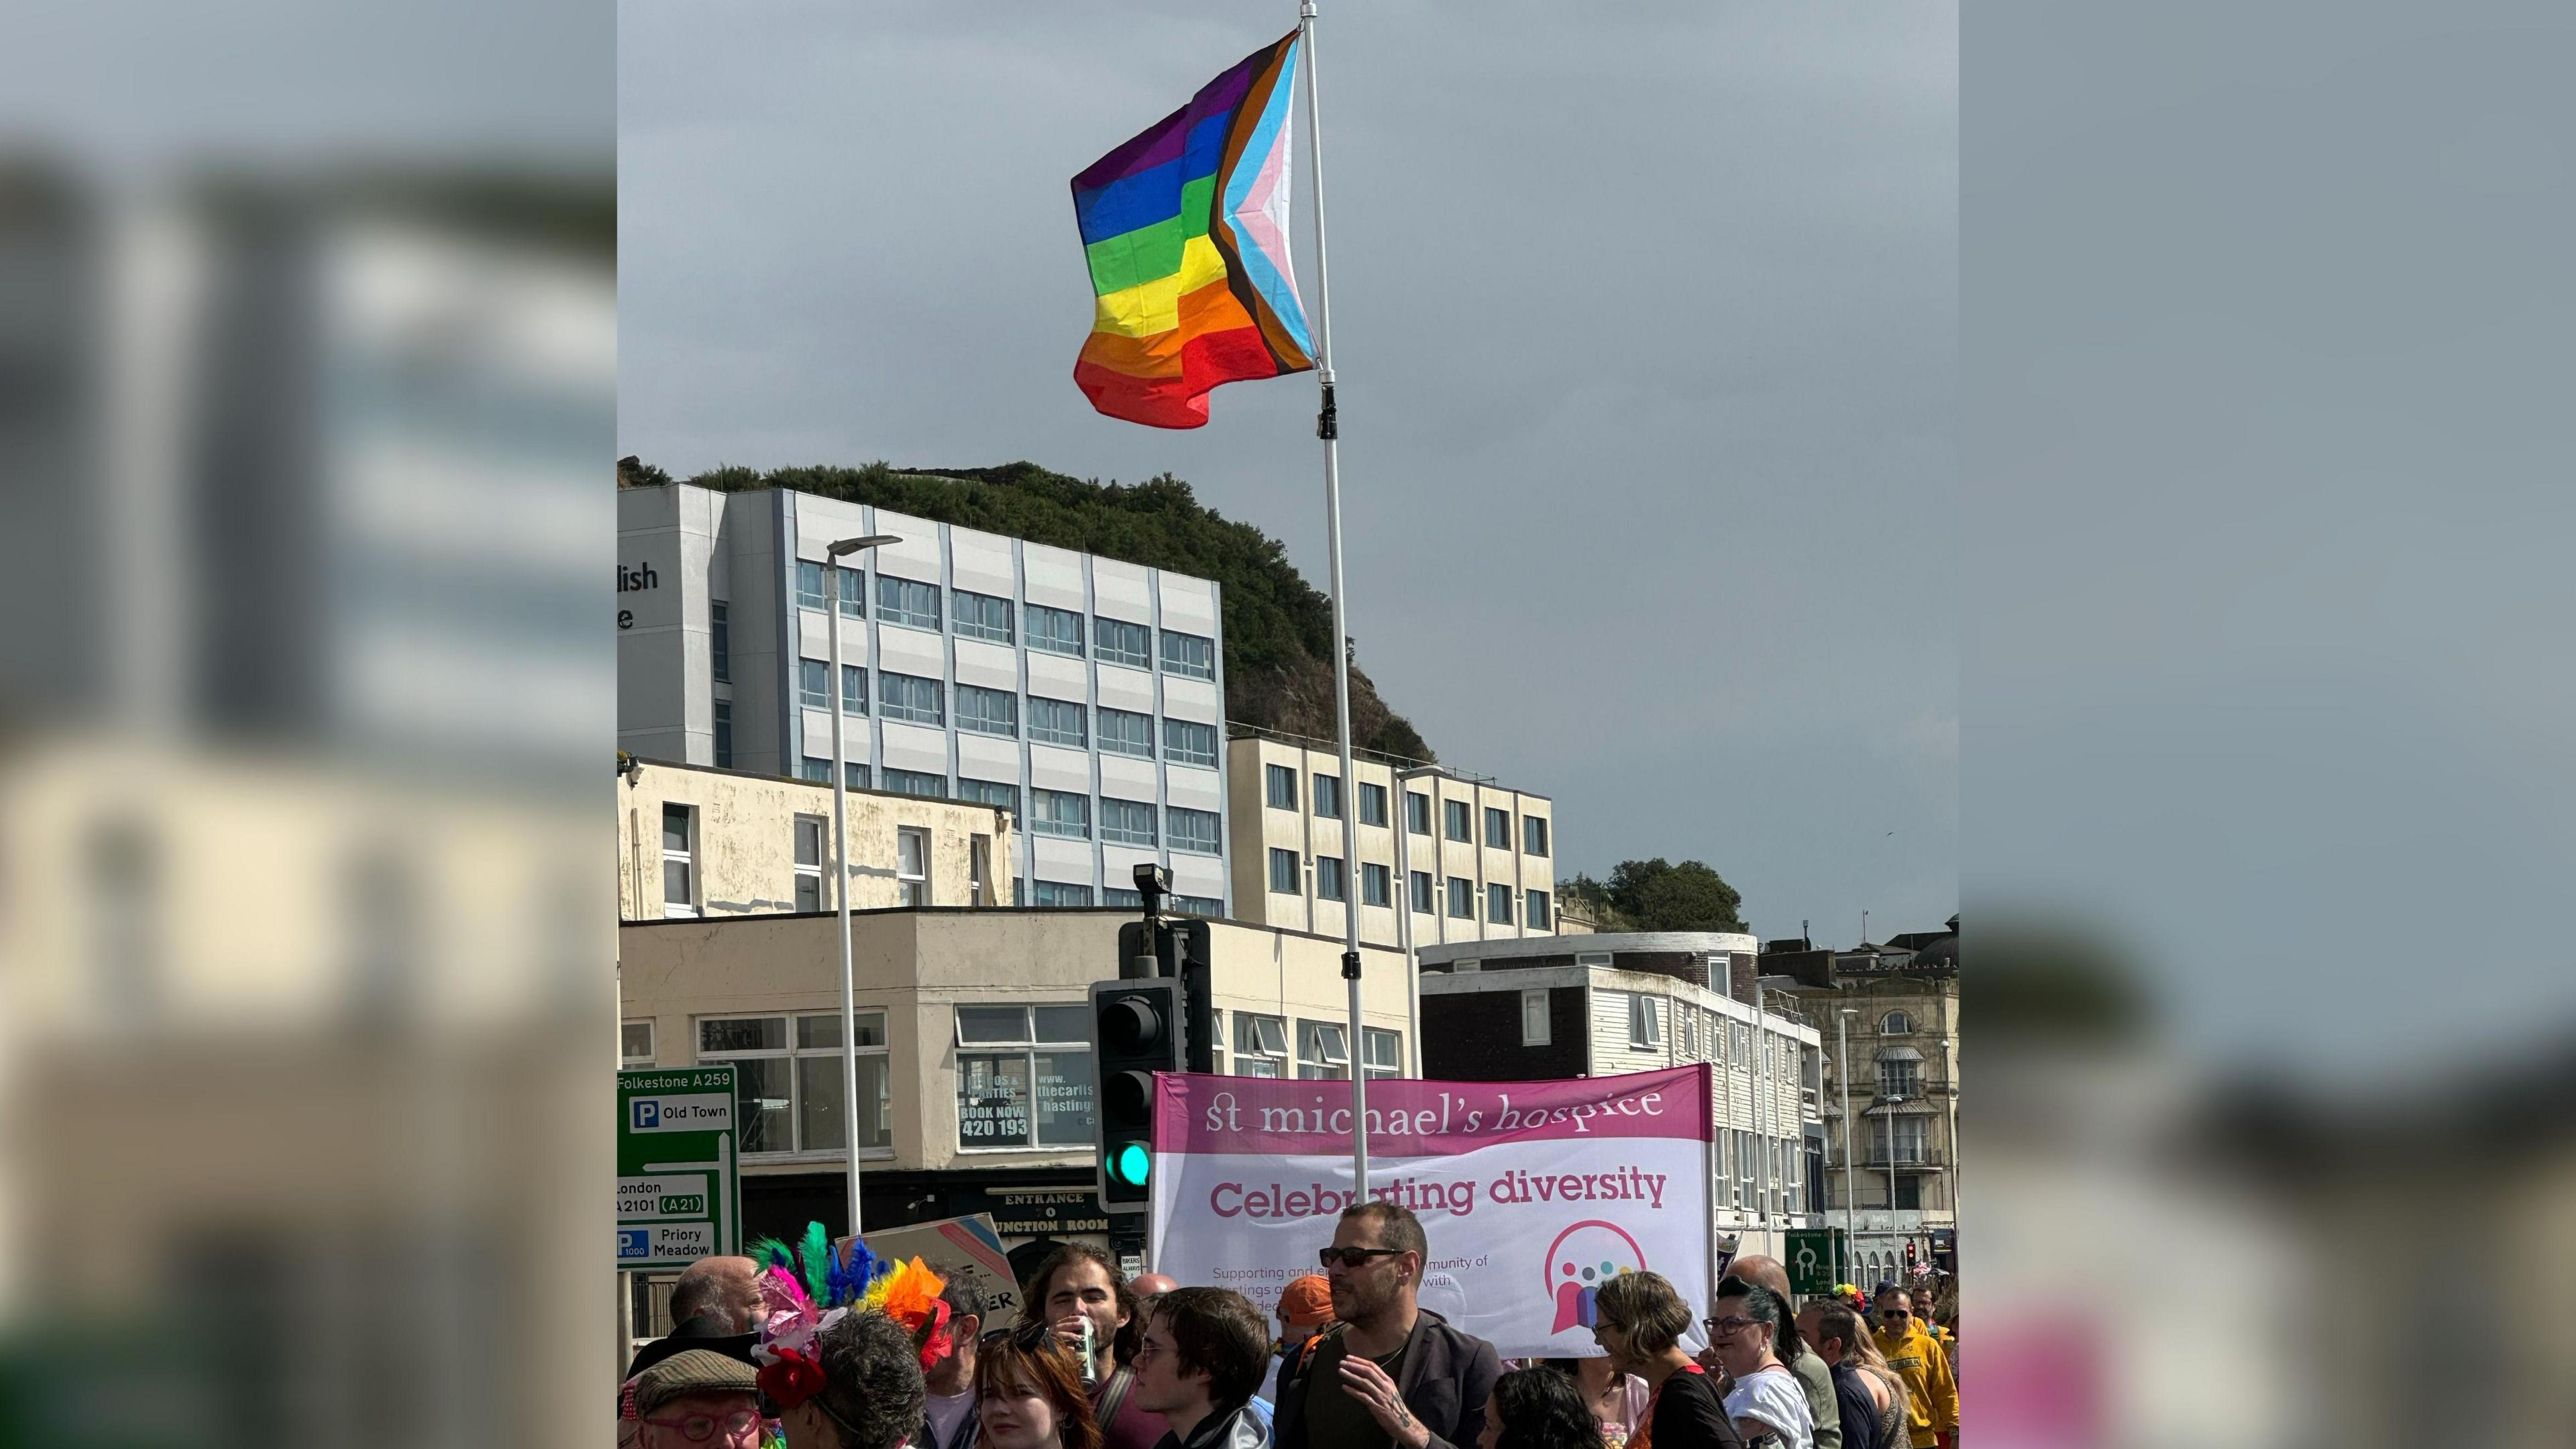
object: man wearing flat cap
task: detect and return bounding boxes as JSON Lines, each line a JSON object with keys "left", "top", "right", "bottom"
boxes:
{"left": 633, "top": 1348, "right": 766, "bottom": 1449}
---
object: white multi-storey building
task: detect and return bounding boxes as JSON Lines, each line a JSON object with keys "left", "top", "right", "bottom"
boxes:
{"left": 619, "top": 482, "right": 1231, "bottom": 914}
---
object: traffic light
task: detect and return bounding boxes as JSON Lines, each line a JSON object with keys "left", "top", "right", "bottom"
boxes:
{"left": 1091, "top": 977, "right": 1184, "bottom": 1215}
{"left": 1116, "top": 917, "right": 1214, "bottom": 1071}
{"left": 1904, "top": 1240, "right": 1919, "bottom": 1270}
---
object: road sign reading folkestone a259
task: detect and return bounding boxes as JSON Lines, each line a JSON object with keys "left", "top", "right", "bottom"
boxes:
{"left": 618, "top": 1066, "right": 738, "bottom": 1271}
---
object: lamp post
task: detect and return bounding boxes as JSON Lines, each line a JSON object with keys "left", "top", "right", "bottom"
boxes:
{"left": 1880, "top": 1089, "right": 1909, "bottom": 1265}
{"left": 1838, "top": 1007, "right": 1858, "bottom": 1281}
{"left": 1750, "top": 971, "right": 1801, "bottom": 1255}
{"left": 825, "top": 533, "right": 899, "bottom": 1240}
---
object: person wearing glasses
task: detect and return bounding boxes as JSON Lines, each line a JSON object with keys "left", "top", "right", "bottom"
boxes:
{"left": 976, "top": 1322, "right": 1104, "bottom": 1449}
{"left": 1272, "top": 1202, "right": 1501, "bottom": 1449}
{"left": 1865, "top": 1290, "right": 1954, "bottom": 1449}
{"left": 633, "top": 1348, "right": 769, "bottom": 1449}
{"left": 1587, "top": 1271, "right": 1743, "bottom": 1449}
{"left": 916, "top": 1281, "right": 991, "bottom": 1449}
{"left": 1130, "top": 1287, "right": 1275, "bottom": 1449}
{"left": 1705, "top": 1281, "right": 1813, "bottom": 1449}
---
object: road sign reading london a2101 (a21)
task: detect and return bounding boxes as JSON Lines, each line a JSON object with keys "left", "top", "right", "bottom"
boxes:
{"left": 616, "top": 1065, "right": 738, "bottom": 1272}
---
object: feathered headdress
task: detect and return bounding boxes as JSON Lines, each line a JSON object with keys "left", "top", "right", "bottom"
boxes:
{"left": 748, "top": 1222, "right": 953, "bottom": 1409}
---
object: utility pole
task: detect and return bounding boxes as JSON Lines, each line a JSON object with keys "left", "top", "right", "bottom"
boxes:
{"left": 1838, "top": 1007, "right": 1858, "bottom": 1281}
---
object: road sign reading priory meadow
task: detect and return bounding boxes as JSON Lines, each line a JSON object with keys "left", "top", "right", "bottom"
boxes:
{"left": 618, "top": 1066, "right": 739, "bottom": 1271}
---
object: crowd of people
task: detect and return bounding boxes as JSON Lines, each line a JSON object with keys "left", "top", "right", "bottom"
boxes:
{"left": 616, "top": 1208, "right": 1959, "bottom": 1449}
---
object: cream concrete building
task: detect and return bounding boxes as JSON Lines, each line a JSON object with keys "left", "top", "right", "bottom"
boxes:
{"left": 1413, "top": 932, "right": 1825, "bottom": 1258}
{"left": 1225, "top": 733, "right": 1557, "bottom": 951}
{"left": 618, "top": 756, "right": 1012, "bottom": 922}
{"left": 615, "top": 908, "right": 1415, "bottom": 1262}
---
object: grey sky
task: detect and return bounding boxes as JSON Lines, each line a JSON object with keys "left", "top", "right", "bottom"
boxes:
{"left": 619, "top": 0, "right": 1958, "bottom": 945}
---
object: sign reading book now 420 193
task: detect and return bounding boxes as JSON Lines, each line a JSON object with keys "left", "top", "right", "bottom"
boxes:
{"left": 1148, "top": 1065, "right": 1715, "bottom": 1360}
{"left": 617, "top": 1066, "right": 739, "bottom": 1272}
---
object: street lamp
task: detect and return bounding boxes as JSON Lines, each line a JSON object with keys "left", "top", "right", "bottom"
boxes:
{"left": 826, "top": 533, "right": 899, "bottom": 1240}
{"left": 1750, "top": 971, "right": 1801, "bottom": 1254}
{"left": 1878, "top": 1088, "right": 1911, "bottom": 1268}
{"left": 1837, "top": 1007, "right": 1858, "bottom": 1280}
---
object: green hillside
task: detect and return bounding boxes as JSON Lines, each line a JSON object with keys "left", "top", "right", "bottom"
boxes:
{"left": 619, "top": 458, "right": 1434, "bottom": 763}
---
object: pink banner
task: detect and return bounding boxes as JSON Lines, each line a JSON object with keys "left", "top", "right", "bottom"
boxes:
{"left": 1152, "top": 1064, "right": 1711, "bottom": 1156}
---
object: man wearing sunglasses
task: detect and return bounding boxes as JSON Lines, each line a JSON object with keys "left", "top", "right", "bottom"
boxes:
{"left": 1866, "top": 1289, "right": 1955, "bottom": 1449}
{"left": 1271, "top": 1203, "right": 1499, "bottom": 1449}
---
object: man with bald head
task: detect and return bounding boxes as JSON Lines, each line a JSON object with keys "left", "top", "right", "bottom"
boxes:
{"left": 1708, "top": 1256, "right": 1839, "bottom": 1449}
{"left": 627, "top": 1254, "right": 764, "bottom": 1380}
{"left": 1131, "top": 1273, "right": 1181, "bottom": 1310}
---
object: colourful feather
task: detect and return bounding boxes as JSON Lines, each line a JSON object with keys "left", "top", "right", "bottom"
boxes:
{"left": 799, "top": 1222, "right": 834, "bottom": 1303}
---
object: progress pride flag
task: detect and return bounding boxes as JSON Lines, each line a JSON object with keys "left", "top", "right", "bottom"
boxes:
{"left": 1148, "top": 1065, "right": 1715, "bottom": 1359}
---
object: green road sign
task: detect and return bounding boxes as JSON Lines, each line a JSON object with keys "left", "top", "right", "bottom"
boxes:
{"left": 618, "top": 1065, "right": 739, "bottom": 1271}
{"left": 1785, "top": 1228, "right": 1847, "bottom": 1295}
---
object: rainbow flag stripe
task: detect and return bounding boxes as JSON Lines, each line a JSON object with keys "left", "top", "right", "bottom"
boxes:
{"left": 1071, "top": 30, "right": 1313, "bottom": 429}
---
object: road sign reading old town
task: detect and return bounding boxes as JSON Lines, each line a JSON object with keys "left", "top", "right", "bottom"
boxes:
{"left": 617, "top": 1066, "right": 739, "bottom": 1271}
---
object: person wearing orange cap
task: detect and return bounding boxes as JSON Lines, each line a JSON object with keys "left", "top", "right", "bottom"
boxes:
{"left": 1269, "top": 1276, "right": 1336, "bottom": 1403}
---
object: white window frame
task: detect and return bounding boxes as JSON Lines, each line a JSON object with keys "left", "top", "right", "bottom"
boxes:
{"left": 1169, "top": 806, "right": 1222, "bottom": 855}
{"left": 1879, "top": 1055, "right": 1922, "bottom": 1099}
{"left": 955, "top": 588, "right": 1014, "bottom": 643}
{"left": 1163, "top": 718, "right": 1219, "bottom": 768}
{"left": 877, "top": 574, "right": 942, "bottom": 631}
{"left": 696, "top": 1011, "right": 891, "bottom": 1159}
{"left": 1031, "top": 788, "right": 1090, "bottom": 840}
{"left": 1882, "top": 1010, "right": 1913, "bottom": 1034}
{"left": 1026, "top": 603, "right": 1085, "bottom": 657}
{"left": 1159, "top": 629, "right": 1215, "bottom": 680}
{"left": 1095, "top": 616, "right": 1150, "bottom": 669}
{"left": 1519, "top": 989, "right": 1550, "bottom": 1046}
{"left": 1628, "top": 992, "right": 1663, "bottom": 1050}
{"left": 794, "top": 814, "right": 828, "bottom": 912}
{"left": 622, "top": 1020, "right": 656, "bottom": 1068}
{"left": 957, "top": 684, "right": 1017, "bottom": 738}
{"left": 897, "top": 826, "right": 929, "bottom": 906}
{"left": 1296, "top": 1018, "right": 1350, "bottom": 1079}
{"left": 1362, "top": 1027, "right": 1403, "bottom": 1081}
{"left": 1234, "top": 1013, "right": 1290, "bottom": 1077}
{"left": 1098, "top": 706, "right": 1154, "bottom": 758}
{"left": 1028, "top": 696, "right": 1087, "bottom": 749}
{"left": 879, "top": 671, "right": 944, "bottom": 727}
{"left": 953, "top": 1004, "right": 1095, "bottom": 1153}
{"left": 661, "top": 804, "right": 698, "bottom": 918}
{"left": 1100, "top": 797, "right": 1157, "bottom": 847}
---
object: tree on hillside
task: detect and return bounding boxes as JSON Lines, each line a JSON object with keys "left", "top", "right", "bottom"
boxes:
{"left": 1598, "top": 858, "right": 1744, "bottom": 932}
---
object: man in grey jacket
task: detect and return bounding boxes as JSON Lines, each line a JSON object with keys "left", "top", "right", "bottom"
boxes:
{"left": 1273, "top": 1203, "right": 1499, "bottom": 1449}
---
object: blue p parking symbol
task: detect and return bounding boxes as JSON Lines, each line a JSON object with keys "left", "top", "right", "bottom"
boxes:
{"left": 633, "top": 1099, "right": 660, "bottom": 1130}
{"left": 619, "top": 1228, "right": 649, "bottom": 1259}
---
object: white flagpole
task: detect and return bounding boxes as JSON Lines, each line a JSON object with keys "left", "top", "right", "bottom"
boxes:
{"left": 1297, "top": 0, "right": 1368, "bottom": 1199}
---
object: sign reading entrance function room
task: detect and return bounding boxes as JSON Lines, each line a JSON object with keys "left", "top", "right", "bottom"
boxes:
{"left": 618, "top": 1066, "right": 738, "bottom": 1271}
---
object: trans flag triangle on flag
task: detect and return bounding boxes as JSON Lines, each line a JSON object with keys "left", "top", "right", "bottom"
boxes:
{"left": 1071, "top": 30, "right": 1313, "bottom": 429}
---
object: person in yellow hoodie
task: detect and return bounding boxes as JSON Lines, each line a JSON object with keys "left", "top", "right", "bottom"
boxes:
{"left": 1868, "top": 1287, "right": 1956, "bottom": 1449}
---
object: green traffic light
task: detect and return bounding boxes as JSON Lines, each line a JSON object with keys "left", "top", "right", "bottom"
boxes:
{"left": 1109, "top": 1142, "right": 1151, "bottom": 1187}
